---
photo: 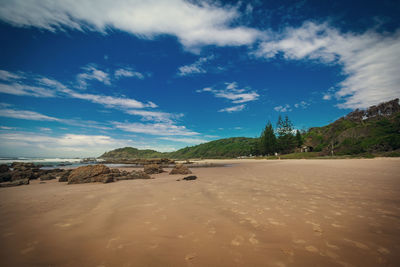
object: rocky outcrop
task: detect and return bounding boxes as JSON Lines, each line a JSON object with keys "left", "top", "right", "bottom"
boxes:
{"left": 0, "top": 178, "right": 29, "bottom": 188}
{"left": 169, "top": 164, "right": 192, "bottom": 175}
{"left": 39, "top": 174, "right": 56, "bottom": 181}
{"left": 0, "top": 164, "right": 9, "bottom": 173}
{"left": 67, "top": 164, "right": 115, "bottom": 184}
{"left": 116, "top": 170, "right": 151, "bottom": 180}
{"left": 345, "top": 98, "right": 399, "bottom": 122}
{"left": 144, "top": 164, "right": 163, "bottom": 174}
{"left": 58, "top": 170, "right": 72, "bottom": 182}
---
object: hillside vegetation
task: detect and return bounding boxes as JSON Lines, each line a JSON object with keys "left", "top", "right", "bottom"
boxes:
{"left": 100, "top": 99, "right": 400, "bottom": 159}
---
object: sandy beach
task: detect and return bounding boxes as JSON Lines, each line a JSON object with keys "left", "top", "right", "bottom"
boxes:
{"left": 0, "top": 158, "right": 400, "bottom": 267}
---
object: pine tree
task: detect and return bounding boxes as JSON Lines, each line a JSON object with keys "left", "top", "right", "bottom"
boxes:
{"left": 296, "top": 130, "right": 303, "bottom": 148}
{"left": 276, "top": 115, "right": 296, "bottom": 153}
{"left": 259, "top": 121, "right": 277, "bottom": 156}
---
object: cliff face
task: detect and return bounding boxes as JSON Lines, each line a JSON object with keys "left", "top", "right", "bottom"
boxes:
{"left": 305, "top": 99, "right": 400, "bottom": 155}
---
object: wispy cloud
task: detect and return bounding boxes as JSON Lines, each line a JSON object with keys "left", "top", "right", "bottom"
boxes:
{"left": 125, "top": 109, "right": 183, "bottom": 123}
{"left": 77, "top": 65, "right": 110, "bottom": 88}
{"left": 0, "top": 70, "right": 157, "bottom": 110}
{"left": 0, "top": 70, "right": 22, "bottom": 81}
{"left": 114, "top": 68, "right": 145, "bottom": 79}
{"left": 255, "top": 22, "right": 400, "bottom": 109}
{"left": 177, "top": 55, "right": 214, "bottom": 76}
{"left": 0, "top": 0, "right": 262, "bottom": 50}
{"left": 113, "top": 121, "right": 199, "bottom": 136}
{"left": 219, "top": 104, "right": 245, "bottom": 113}
{"left": 0, "top": 108, "right": 60, "bottom": 121}
{"left": 294, "top": 101, "right": 309, "bottom": 109}
{"left": 158, "top": 137, "right": 207, "bottom": 144}
{"left": 274, "top": 104, "right": 291, "bottom": 112}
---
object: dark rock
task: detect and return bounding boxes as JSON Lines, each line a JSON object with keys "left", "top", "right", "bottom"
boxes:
{"left": 116, "top": 170, "right": 151, "bottom": 180}
{"left": 0, "top": 164, "right": 9, "bottom": 173}
{"left": 11, "top": 170, "right": 35, "bottom": 181}
{"left": 67, "top": 164, "right": 114, "bottom": 184}
{"left": 169, "top": 164, "right": 192, "bottom": 175}
{"left": 144, "top": 164, "right": 163, "bottom": 174}
{"left": 0, "top": 178, "right": 29, "bottom": 187}
{"left": 0, "top": 171, "right": 12, "bottom": 183}
{"left": 39, "top": 174, "right": 56, "bottom": 181}
{"left": 182, "top": 175, "right": 197, "bottom": 181}
{"left": 58, "top": 170, "right": 72, "bottom": 182}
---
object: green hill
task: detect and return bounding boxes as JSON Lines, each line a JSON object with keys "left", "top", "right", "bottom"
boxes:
{"left": 304, "top": 99, "right": 400, "bottom": 155}
{"left": 100, "top": 147, "right": 166, "bottom": 159}
{"left": 100, "top": 137, "right": 258, "bottom": 159}
{"left": 100, "top": 99, "right": 400, "bottom": 159}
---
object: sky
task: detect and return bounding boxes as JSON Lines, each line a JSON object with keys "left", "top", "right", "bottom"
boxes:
{"left": 0, "top": 0, "right": 399, "bottom": 157}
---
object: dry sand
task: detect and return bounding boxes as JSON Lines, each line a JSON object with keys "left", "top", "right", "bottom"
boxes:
{"left": 1, "top": 158, "right": 400, "bottom": 267}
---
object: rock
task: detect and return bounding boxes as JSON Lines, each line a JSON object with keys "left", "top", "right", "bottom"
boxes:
{"left": 67, "top": 164, "right": 114, "bottom": 184}
{"left": 58, "top": 170, "right": 72, "bottom": 182}
{"left": 39, "top": 173, "right": 56, "bottom": 181}
{"left": 144, "top": 164, "right": 163, "bottom": 174}
{"left": 0, "top": 178, "right": 29, "bottom": 187}
{"left": 0, "top": 172, "right": 12, "bottom": 183}
{"left": 11, "top": 170, "right": 35, "bottom": 181}
{"left": 169, "top": 164, "right": 192, "bottom": 175}
{"left": 116, "top": 170, "right": 151, "bottom": 180}
{"left": 0, "top": 164, "right": 9, "bottom": 173}
{"left": 183, "top": 175, "right": 197, "bottom": 181}
{"left": 11, "top": 162, "right": 36, "bottom": 171}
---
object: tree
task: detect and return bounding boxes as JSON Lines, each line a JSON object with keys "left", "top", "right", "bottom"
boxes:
{"left": 296, "top": 130, "right": 303, "bottom": 148}
{"left": 276, "top": 115, "right": 296, "bottom": 153}
{"left": 259, "top": 121, "right": 277, "bottom": 156}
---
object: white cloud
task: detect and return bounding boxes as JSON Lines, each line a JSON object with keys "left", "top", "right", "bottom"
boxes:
{"left": 294, "top": 101, "right": 309, "bottom": 109}
{"left": 158, "top": 137, "right": 207, "bottom": 144}
{"left": 0, "top": 108, "right": 60, "bottom": 121}
{"left": 0, "top": 70, "right": 22, "bottom": 81}
{"left": 113, "top": 121, "right": 199, "bottom": 136}
{"left": 0, "top": 132, "right": 135, "bottom": 157}
{"left": 219, "top": 104, "right": 245, "bottom": 113}
{"left": 125, "top": 109, "right": 183, "bottom": 123}
{"left": 0, "top": 82, "right": 56, "bottom": 97}
{"left": 199, "top": 82, "right": 259, "bottom": 104}
{"left": 256, "top": 22, "right": 400, "bottom": 109}
{"left": 0, "top": 0, "right": 262, "bottom": 50}
{"left": 274, "top": 104, "right": 291, "bottom": 112}
{"left": 77, "top": 65, "right": 110, "bottom": 88}
{"left": 177, "top": 55, "right": 213, "bottom": 76}
{"left": 323, "top": 94, "right": 332, "bottom": 100}
{"left": 0, "top": 70, "right": 157, "bottom": 110}
{"left": 115, "top": 68, "right": 145, "bottom": 79}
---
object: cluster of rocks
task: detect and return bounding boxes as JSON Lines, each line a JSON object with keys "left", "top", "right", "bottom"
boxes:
{"left": 101, "top": 158, "right": 175, "bottom": 166}
{"left": 345, "top": 98, "right": 400, "bottom": 122}
{"left": 0, "top": 162, "right": 196, "bottom": 187}
{"left": 0, "top": 162, "right": 72, "bottom": 188}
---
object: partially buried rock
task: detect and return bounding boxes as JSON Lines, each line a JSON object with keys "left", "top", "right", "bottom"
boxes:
{"left": 39, "top": 173, "right": 56, "bottom": 181}
{"left": 116, "top": 170, "right": 151, "bottom": 180}
{"left": 0, "top": 164, "right": 9, "bottom": 173}
{"left": 169, "top": 164, "right": 192, "bottom": 175}
{"left": 58, "top": 170, "right": 72, "bottom": 182}
{"left": 144, "top": 164, "right": 163, "bottom": 174}
{"left": 67, "top": 164, "right": 115, "bottom": 184}
{"left": 183, "top": 175, "right": 197, "bottom": 181}
{"left": 0, "top": 178, "right": 29, "bottom": 188}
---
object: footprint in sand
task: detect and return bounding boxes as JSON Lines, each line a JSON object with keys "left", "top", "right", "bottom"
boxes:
{"left": 231, "top": 235, "right": 244, "bottom": 246}
{"left": 343, "top": 239, "right": 369, "bottom": 250}
{"left": 249, "top": 233, "right": 259, "bottom": 245}
{"left": 21, "top": 241, "right": 38, "bottom": 255}
{"left": 185, "top": 253, "right": 196, "bottom": 261}
{"left": 293, "top": 239, "right": 306, "bottom": 244}
{"left": 378, "top": 247, "right": 390, "bottom": 255}
{"left": 325, "top": 241, "right": 339, "bottom": 250}
{"left": 305, "top": 245, "right": 319, "bottom": 253}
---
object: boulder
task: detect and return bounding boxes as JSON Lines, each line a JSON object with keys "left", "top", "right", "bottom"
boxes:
{"left": 0, "top": 178, "right": 29, "bottom": 188}
{"left": 67, "top": 164, "right": 114, "bottom": 184}
{"left": 58, "top": 170, "right": 72, "bottom": 182}
{"left": 39, "top": 173, "right": 56, "bottom": 181}
{"left": 169, "top": 164, "right": 192, "bottom": 175}
{"left": 0, "top": 171, "right": 12, "bottom": 183}
{"left": 0, "top": 164, "right": 9, "bottom": 173}
{"left": 11, "top": 170, "right": 35, "bottom": 181}
{"left": 183, "top": 175, "right": 197, "bottom": 181}
{"left": 144, "top": 164, "right": 163, "bottom": 174}
{"left": 116, "top": 170, "right": 151, "bottom": 180}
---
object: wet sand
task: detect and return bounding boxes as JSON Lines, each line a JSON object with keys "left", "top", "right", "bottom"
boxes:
{"left": 1, "top": 158, "right": 400, "bottom": 267}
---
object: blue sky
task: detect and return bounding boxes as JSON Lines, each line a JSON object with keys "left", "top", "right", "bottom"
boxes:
{"left": 0, "top": 0, "right": 399, "bottom": 157}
